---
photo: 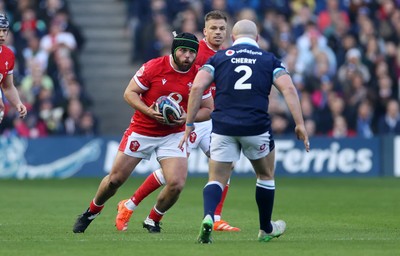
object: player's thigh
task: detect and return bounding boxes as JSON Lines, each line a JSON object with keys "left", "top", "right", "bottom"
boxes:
{"left": 249, "top": 149, "right": 275, "bottom": 179}
{"left": 159, "top": 157, "right": 188, "bottom": 187}
{"left": 210, "top": 133, "right": 241, "bottom": 162}
{"left": 208, "top": 159, "right": 233, "bottom": 185}
{"left": 110, "top": 151, "right": 142, "bottom": 182}
{"left": 156, "top": 132, "right": 188, "bottom": 185}
{"left": 239, "top": 130, "right": 274, "bottom": 160}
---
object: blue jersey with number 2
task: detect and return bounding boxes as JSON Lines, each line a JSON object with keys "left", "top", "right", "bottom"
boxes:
{"left": 205, "top": 40, "right": 286, "bottom": 136}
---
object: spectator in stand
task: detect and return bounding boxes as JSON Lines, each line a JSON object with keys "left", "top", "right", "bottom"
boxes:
{"left": 39, "top": 20, "right": 77, "bottom": 54}
{"left": 20, "top": 63, "right": 54, "bottom": 105}
{"left": 61, "top": 97, "right": 83, "bottom": 135}
{"left": 77, "top": 110, "right": 98, "bottom": 136}
{"left": 37, "top": 0, "right": 69, "bottom": 27}
{"left": 328, "top": 115, "right": 356, "bottom": 138}
{"left": 35, "top": 90, "right": 64, "bottom": 134}
{"left": 235, "top": 8, "right": 269, "bottom": 51}
{"left": 140, "top": 0, "right": 172, "bottom": 62}
{"left": 13, "top": 111, "right": 48, "bottom": 138}
{"left": 305, "top": 118, "right": 317, "bottom": 137}
{"left": 311, "top": 75, "right": 334, "bottom": 111}
{"left": 52, "top": 10, "right": 85, "bottom": 52}
{"left": 12, "top": 8, "right": 47, "bottom": 76}
{"left": 271, "top": 112, "right": 291, "bottom": 136}
{"left": 143, "top": 23, "right": 173, "bottom": 61}
{"left": 337, "top": 48, "right": 370, "bottom": 91}
{"left": 356, "top": 100, "right": 374, "bottom": 138}
{"left": 345, "top": 71, "right": 368, "bottom": 109}
{"left": 335, "top": 32, "right": 358, "bottom": 68}
{"left": 378, "top": 99, "right": 400, "bottom": 134}
{"left": 22, "top": 35, "right": 49, "bottom": 72}
{"left": 317, "top": 0, "right": 350, "bottom": 35}
{"left": 290, "top": 3, "right": 316, "bottom": 40}
{"left": 61, "top": 78, "right": 92, "bottom": 109}
{"left": 296, "top": 21, "right": 336, "bottom": 75}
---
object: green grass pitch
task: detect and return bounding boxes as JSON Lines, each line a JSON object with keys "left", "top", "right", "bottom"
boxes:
{"left": 0, "top": 177, "right": 399, "bottom": 256}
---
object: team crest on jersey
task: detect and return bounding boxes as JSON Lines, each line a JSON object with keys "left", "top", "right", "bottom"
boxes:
{"left": 187, "top": 82, "right": 193, "bottom": 88}
{"left": 162, "top": 78, "right": 167, "bottom": 85}
{"left": 225, "top": 50, "right": 235, "bottom": 56}
{"left": 136, "top": 66, "right": 145, "bottom": 77}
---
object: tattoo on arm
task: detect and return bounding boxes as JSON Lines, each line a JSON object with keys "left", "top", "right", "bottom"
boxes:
{"left": 274, "top": 69, "right": 289, "bottom": 80}
{"left": 199, "top": 66, "right": 213, "bottom": 74}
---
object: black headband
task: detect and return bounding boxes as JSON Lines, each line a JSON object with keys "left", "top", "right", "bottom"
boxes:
{"left": 171, "top": 33, "right": 199, "bottom": 60}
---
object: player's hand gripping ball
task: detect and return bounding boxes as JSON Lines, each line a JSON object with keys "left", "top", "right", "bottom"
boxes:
{"left": 155, "top": 96, "right": 182, "bottom": 125}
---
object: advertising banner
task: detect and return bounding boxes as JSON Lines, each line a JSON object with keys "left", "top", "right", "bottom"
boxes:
{"left": 0, "top": 135, "right": 382, "bottom": 179}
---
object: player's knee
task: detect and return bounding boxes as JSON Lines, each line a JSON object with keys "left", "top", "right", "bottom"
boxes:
{"left": 107, "top": 175, "right": 125, "bottom": 189}
{"left": 166, "top": 180, "right": 185, "bottom": 195}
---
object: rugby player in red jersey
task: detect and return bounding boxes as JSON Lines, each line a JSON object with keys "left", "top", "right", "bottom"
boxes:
{"left": 73, "top": 32, "right": 213, "bottom": 233}
{"left": 115, "top": 11, "right": 240, "bottom": 232}
{"left": 0, "top": 13, "right": 27, "bottom": 124}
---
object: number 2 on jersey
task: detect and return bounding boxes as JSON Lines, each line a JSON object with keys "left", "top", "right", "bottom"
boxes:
{"left": 233, "top": 65, "right": 252, "bottom": 90}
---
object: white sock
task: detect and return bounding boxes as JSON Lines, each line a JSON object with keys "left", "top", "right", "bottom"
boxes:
{"left": 124, "top": 198, "right": 138, "bottom": 211}
{"left": 154, "top": 168, "right": 166, "bottom": 185}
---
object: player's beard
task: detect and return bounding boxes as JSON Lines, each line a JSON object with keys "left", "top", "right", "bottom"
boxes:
{"left": 175, "top": 58, "right": 194, "bottom": 72}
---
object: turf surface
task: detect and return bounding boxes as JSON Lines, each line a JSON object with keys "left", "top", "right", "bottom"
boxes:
{"left": 0, "top": 177, "right": 399, "bottom": 255}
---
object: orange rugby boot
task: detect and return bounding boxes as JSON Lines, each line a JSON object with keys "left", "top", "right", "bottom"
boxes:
{"left": 115, "top": 199, "right": 133, "bottom": 231}
{"left": 213, "top": 220, "right": 241, "bottom": 232}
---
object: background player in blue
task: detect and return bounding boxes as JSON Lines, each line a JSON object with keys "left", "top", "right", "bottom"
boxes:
{"left": 180, "top": 19, "right": 310, "bottom": 243}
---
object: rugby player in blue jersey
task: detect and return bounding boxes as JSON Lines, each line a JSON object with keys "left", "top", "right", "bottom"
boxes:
{"left": 180, "top": 19, "right": 310, "bottom": 243}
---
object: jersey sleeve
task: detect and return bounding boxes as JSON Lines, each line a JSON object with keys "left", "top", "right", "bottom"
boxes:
{"left": 8, "top": 55, "right": 15, "bottom": 75}
{"left": 272, "top": 56, "right": 289, "bottom": 81}
{"left": 133, "top": 61, "right": 154, "bottom": 91}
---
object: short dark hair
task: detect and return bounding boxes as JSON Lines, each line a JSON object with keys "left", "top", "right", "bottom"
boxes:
{"left": 204, "top": 10, "right": 228, "bottom": 23}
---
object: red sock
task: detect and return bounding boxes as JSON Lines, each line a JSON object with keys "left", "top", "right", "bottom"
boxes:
{"left": 131, "top": 172, "right": 163, "bottom": 205}
{"left": 214, "top": 184, "right": 229, "bottom": 216}
{"left": 89, "top": 199, "right": 104, "bottom": 214}
{"left": 148, "top": 206, "right": 164, "bottom": 222}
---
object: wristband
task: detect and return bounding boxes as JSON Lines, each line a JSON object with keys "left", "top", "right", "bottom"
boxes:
{"left": 186, "top": 123, "right": 194, "bottom": 127}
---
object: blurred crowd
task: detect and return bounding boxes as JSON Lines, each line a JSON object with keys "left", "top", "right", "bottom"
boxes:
{"left": 2, "top": 0, "right": 400, "bottom": 138}
{"left": 0, "top": 0, "right": 99, "bottom": 137}
{"left": 125, "top": 0, "right": 400, "bottom": 138}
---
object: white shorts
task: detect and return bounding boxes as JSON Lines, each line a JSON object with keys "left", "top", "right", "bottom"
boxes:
{"left": 119, "top": 131, "right": 187, "bottom": 160}
{"left": 210, "top": 131, "right": 274, "bottom": 162}
{"left": 187, "top": 120, "right": 212, "bottom": 155}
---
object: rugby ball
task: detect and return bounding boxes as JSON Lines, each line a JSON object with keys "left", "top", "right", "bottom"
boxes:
{"left": 155, "top": 96, "right": 182, "bottom": 125}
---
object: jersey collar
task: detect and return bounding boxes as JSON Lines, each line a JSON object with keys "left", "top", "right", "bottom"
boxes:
{"left": 203, "top": 38, "right": 218, "bottom": 52}
{"left": 232, "top": 37, "right": 259, "bottom": 48}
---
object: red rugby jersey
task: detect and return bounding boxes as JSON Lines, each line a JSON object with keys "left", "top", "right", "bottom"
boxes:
{"left": 0, "top": 45, "right": 15, "bottom": 85}
{"left": 128, "top": 55, "right": 211, "bottom": 137}
{"left": 195, "top": 39, "right": 220, "bottom": 98}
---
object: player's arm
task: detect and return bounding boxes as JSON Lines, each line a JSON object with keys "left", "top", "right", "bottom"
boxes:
{"left": 1, "top": 75, "right": 27, "bottom": 119}
{"left": 179, "top": 65, "right": 213, "bottom": 149}
{"left": 123, "top": 78, "right": 164, "bottom": 123}
{"left": 194, "top": 94, "right": 213, "bottom": 122}
{"left": 274, "top": 71, "right": 310, "bottom": 152}
{"left": 186, "top": 66, "right": 214, "bottom": 125}
{"left": 0, "top": 89, "right": 4, "bottom": 123}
